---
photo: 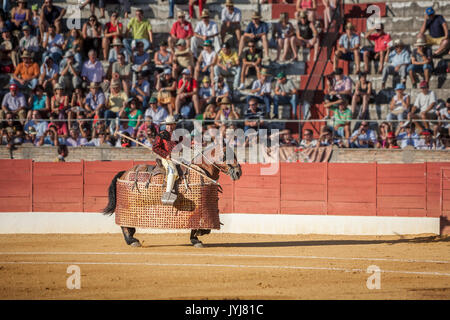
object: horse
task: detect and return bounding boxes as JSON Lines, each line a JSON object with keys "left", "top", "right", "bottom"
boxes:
{"left": 103, "top": 145, "right": 242, "bottom": 248}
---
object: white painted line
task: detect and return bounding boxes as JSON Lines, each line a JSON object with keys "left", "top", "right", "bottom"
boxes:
{"left": 1, "top": 260, "right": 450, "bottom": 277}
{"left": 0, "top": 251, "right": 449, "bottom": 265}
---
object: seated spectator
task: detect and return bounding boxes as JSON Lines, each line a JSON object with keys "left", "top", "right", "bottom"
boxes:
{"left": 102, "top": 11, "right": 123, "bottom": 62}
{"left": 39, "top": 56, "right": 59, "bottom": 91}
{"left": 39, "top": 0, "right": 65, "bottom": 35}
{"left": 380, "top": 131, "right": 400, "bottom": 149}
{"left": 415, "top": 129, "right": 439, "bottom": 149}
{"left": 436, "top": 98, "right": 450, "bottom": 138}
{"left": 408, "top": 37, "right": 432, "bottom": 88}
{"left": 156, "top": 69, "right": 176, "bottom": 114}
{"left": 279, "top": 129, "right": 298, "bottom": 147}
{"left": 111, "top": 52, "right": 132, "bottom": 95}
{"left": 220, "top": 0, "right": 242, "bottom": 43}
{"left": 137, "top": 115, "right": 159, "bottom": 138}
{"left": 296, "top": 0, "right": 316, "bottom": 22}
{"left": 84, "top": 82, "right": 106, "bottom": 120}
{"left": 291, "top": 11, "right": 319, "bottom": 62}
{"left": 65, "top": 127, "right": 88, "bottom": 147}
{"left": 131, "top": 41, "right": 151, "bottom": 84}
{"left": 82, "top": 15, "right": 102, "bottom": 58}
{"left": 381, "top": 39, "right": 410, "bottom": 89}
{"left": 30, "top": 4, "right": 40, "bottom": 36}
{"left": 214, "top": 42, "right": 241, "bottom": 91}
{"left": 240, "top": 40, "right": 262, "bottom": 88}
{"left": 24, "top": 109, "right": 48, "bottom": 139}
{"left": 172, "top": 39, "right": 195, "bottom": 80}
{"left": 323, "top": 68, "right": 352, "bottom": 119}
{"left": 387, "top": 83, "right": 410, "bottom": 126}
{"left": 244, "top": 97, "right": 265, "bottom": 132}
{"left": 144, "top": 97, "right": 168, "bottom": 126}
{"left": 175, "top": 68, "right": 200, "bottom": 115}
{"left": 81, "top": 49, "right": 105, "bottom": 85}
{"left": 198, "top": 76, "right": 214, "bottom": 111}
{"left": 119, "top": 98, "right": 143, "bottom": 137}
{"left": 27, "top": 85, "right": 50, "bottom": 119}
{"left": 194, "top": 40, "right": 217, "bottom": 85}
{"left": 189, "top": 0, "right": 206, "bottom": 19}
{"left": 11, "top": 50, "right": 39, "bottom": 90}
{"left": 10, "top": 0, "right": 31, "bottom": 30}
{"left": 63, "top": 29, "right": 83, "bottom": 65}
{"left": 214, "top": 97, "right": 239, "bottom": 131}
{"left": 272, "top": 12, "right": 296, "bottom": 62}
{"left": 191, "top": 9, "right": 220, "bottom": 58}
{"left": 18, "top": 25, "right": 39, "bottom": 55}
{"left": 395, "top": 122, "right": 419, "bottom": 149}
{"left": 239, "top": 11, "right": 269, "bottom": 60}
{"left": 328, "top": 98, "right": 351, "bottom": 138}
{"left": 108, "top": 38, "right": 130, "bottom": 64}
{"left": 334, "top": 22, "right": 361, "bottom": 74}
{"left": 273, "top": 71, "right": 298, "bottom": 120}
{"left": 1, "top": 84, "right": 28, "bottom": 124}
{"left": 409, "top": 80, "right": 437, "bottom": 130}
{"left": 131, "top": 72, "right": 150, "bottom": 109}
{"left": 0, "top": 27, "right": 18, "bottom": 70}
{"left": 318, "top": 126, "right": 344, "bottom": 147}
{"left": 201, "top": 103, "right": 218, "bottom": 130}
{"left": 168, "top": 11, "right": 193, "bottom": 53}
{"left": 154, "top": 41, "right": 173, "bottom": 74}
{"left": 106, "top": 79, "right": 128, "bottom": 122}
{"left": 350, "top": 72, "right": 372, "bottom": 119}
{"left": 247, "top": 68, "right": 272, "bottom": 117}
{"left": 123, "top": 9, "right": 153, "bottom": 54}
{"left": 136, "top": 119, "right": 157, "bottom": 147}
{"left": 59, "top": 50, "right": 82, "bottom": 92}
{"left": 418, "top": 7, "right": 449, "bottom": 57}
{"left": 50, "top": 83, "right": 68, "bottom": 120}
{"left": 36, "top": 123, "right": 60, "bottom": 146}
{"left": 376, "top": 121, "right": 393, "bottom": 148}
{"left": 363, "top": 23, "right": 391, "bottom": 74}
{"left": 349, "top": 121, "right": 377, "bottom": 148}
{"left": 213, "top": 76, "right": 231, "bottom": 104}
{"left": 41, "top": 24, "right": 64, "bottom": 64}
{"left": 113, "top": 113, "right": 135, "bottom": 145}
{"left": 299, "top": 128, "right": 317, "bottom": 148}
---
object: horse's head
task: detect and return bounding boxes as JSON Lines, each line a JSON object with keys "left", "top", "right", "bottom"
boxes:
{"left": 200, "top": 144, "right": 242, "bottom": 181}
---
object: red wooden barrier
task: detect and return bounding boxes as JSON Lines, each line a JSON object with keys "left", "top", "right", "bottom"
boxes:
{"left": 0, "top": 159, "right": 32, "bottom": 212}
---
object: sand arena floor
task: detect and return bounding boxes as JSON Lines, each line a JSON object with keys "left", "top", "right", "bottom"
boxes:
{"left": 0, "top": 233, "right": 449, "bottom": 300}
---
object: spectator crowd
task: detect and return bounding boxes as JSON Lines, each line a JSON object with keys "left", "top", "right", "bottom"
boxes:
{"left": 0, "top": 0, "right": 449, "bottom": 151}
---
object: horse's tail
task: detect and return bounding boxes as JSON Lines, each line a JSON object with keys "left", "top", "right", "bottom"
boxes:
{"left": 103, "top": 171, "right": 125, "bottom": 216}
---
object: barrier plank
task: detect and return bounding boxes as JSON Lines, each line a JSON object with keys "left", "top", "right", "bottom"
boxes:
{"left": 280, "top": 200, "right": 326, "bottom": 215}
{"left": 281, "top": 184, "right": 325, "bottom": 201}
{"left": 328, "top": 202, "right": 376, "bottom": 216}
{"left": 0, "top": 160, "right": 31, "bottom": 212}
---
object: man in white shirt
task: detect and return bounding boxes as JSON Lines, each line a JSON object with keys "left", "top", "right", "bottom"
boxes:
{"left": 410, "top": 80, "right": 437, "bottom": 130}
{"left": 191, "top": 9, "right": 220, "bottom": 58}
{"left": 220, "top": 0, "right": 242, "bottom": 43}
{"left": 246, "top": 68, "right": 272, "bottom": 117}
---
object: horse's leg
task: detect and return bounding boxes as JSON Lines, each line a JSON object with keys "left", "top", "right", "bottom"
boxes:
{"left": 190, "top": 229, "right": 204, "bottom": 248}
{"left": 121, "top": 226, "right": 141, "bottom": 247}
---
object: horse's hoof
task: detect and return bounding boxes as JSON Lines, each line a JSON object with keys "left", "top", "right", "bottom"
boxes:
{"left": 130, "top": 241, "right": 141, "bottom": 247}
{"left": 193, "top": 242, "right": 204, "bottom": 248}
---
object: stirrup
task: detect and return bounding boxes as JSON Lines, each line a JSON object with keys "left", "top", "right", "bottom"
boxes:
{"left": 161, "top": 191, "right": 177, "bottom": 205}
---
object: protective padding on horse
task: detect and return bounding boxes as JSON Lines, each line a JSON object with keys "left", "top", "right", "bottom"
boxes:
{"left": 115, "top": 165, "right": 220, "bottom": 230}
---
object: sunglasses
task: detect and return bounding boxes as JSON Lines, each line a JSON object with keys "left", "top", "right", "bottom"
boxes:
{"left": 248, "top": 103, "right": 257, "bottom": 107}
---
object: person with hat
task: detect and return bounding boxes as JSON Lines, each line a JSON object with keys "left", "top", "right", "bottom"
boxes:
{"left": 408, "top": 37, "right": 432, "bottom": 88}
{"left": 59, "top": 50, "right": 82, "bottom": 92}
{"left": 11, "top": 50, "right": 39, "bottom": 90}
{"left": 189, "top": 0, "right": 206, "bottom": 20}
{"left": 239, "top": 11, "right": 269, "bottom": 59}
{"left": 387, "top": 82, "right": 410, "bottom": 126}
{"left": 194, "top": 39, "right": 217, "bottom": 85}
{"left": 415, "top": 129, "right": 436, "bottom": 150}
{"left": 154, "top": 40, "right": 173, "bottom": 74}
{"left": 418, "top": 7, "right": 449, "bottom": 57}
{"left": 84, "top": 82, "right": 106, "bottom": 120}
{"left": 272, "top": 12, "right": 296, "bottom": 62}
{"left": 291, "top": 10, "right": 319, "bottom": 62}
{"left": 213, "top": 76, "right": 231, "bottom": 104}
{"left": 273, "top": 71, "right": 298, "bottom": 119}
{"left": 172, "top": 38, "right": 195, "bottom": 79}
{"left": 175, "top": 68, "right": 201, "bottom": 115}
{"left": 1, "top": 84, "right": 28, "bottom": 124}
{"left": 152, "top": 115, "right": 181, "bottom": 205}
{"left": 198, "top": 76, "right": 214, "bottom": 111}
{"left": 102, "top": 11, "right": 123, "bottom": 61}
{"left": 215, "top": 96, "right": 239, "bottom": 130}
{"left": 108, "top": 37, "right": 130, "bottom": 64}
{"left": 220, "top": 0, "right": 242, "bottom": 43}
{"left": 247, "top": 68, "right": 272, "bottom": 117}
{"left": 19, "top": 24, "right": 39, "bottom": 54}
{"left": 11, "top": 0, "right": 31, "bottom": 30}
{"left": 214, "top": 42, "right": 241, "bottom": 90}
{"left": 381, "top": 39, "right": 411, "bottom": 89}
{"left": 409, "top": 80, "right": 437, "bottom": 131}
{"left": 106, "top": 79, "right": 128, "bottom": 123}
{"left": 363, "top": 23, "right": 391, "bottom": 74}
{"left": 334, "top": 22, "right": 362, "bottom": 74}
{"left": 144, "top": 96, "right": 168, "bottom": 126}
{"left": 123, "top": 9, "right": 153, "bottom": 55}
{"left": 168, "top": 11, "right": 193, "bottom": 53}
{"left": 191, "top": 9, "right": 220, "bottom": 58}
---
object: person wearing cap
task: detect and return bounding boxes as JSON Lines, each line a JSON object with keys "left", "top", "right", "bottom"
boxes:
{"left": 108, "top": 37, "right": 130, "bottom": 64}
{"left": 381, "top": 39, "right": 410, "bottom": 89}
{"left": 172, "top": 38, "right": 195, "bottom": 79}
{"left": 215, "top": 96, "right": 239, "bottom": 129}
{"left": 247, "top": 68, "right": 272, "bottom": 117}
{"left": 156, "top": 69, "right": 176, "bottom": 113}
{"left": 131, "top": 72, "right": 151, "bottom": 109}
{"left": 387, "top": 82, "right": 410, "bottom": 126}
{"left": 395, "top": 122, "right": 419, "bottom": 149}
{"left": 102, "top": 11, "right": 123, "bottom": 61}
{"left": 175, "top": 68, "right": 200, "bottom": 115}
{"left": 152, "top": 115, "right": 181, "bottom": 204}
{"left": 30, "top": 4, "right": 40, "bottom": 36}
{"left": 191, "top": 9, "right": 220, "bottom": 58}
{"left": 273, "top": 72, "right": 298, "bottom": 119}
{"left": 11, "top": 0, "right": 31, "bottom": 30}
{"left": 59, "top": 50, "right": 82, "bottom": 92}
{"left": 220, "top": 0, "right": 242, "bottom": 43}
{"left": 349, "top": 121, "right": 377, "bottom": 148}
{"left": 334, "top": 22, "right": 362, "bottom": 74}
{"left": 418, "top": 7, "right": 449, "bottom": 57}
{"left": 154, "top": 40, "right": 173, "bottom": 74}
{"left": 272, "top": 12, "right": 296, "bottom": 62}
{"left": 39, "top": 55, "right": 59, "bottom": 91}
{"left": 407, "top": 37, "right": 432, "bottom": 88}
{"left": 198, "top": 76, "right": 214, "bottom": 111}
{"left": 415, "top": 129, "right": 436, "bottom": 150}
{"left": 240, "top": 40, "right": 262, "bottom": 88}
{"left": 291, "top": 10, "right": 319, "bottom": 62}
{"left": 214, "top": 42, "right": 241, "bottom": 90}
{"left": 39, "top": 0, "right": 65, "bottom": 35}
{"left": 144, "top": 96, "right": 168, "bottom": 126}
{"left": 239, "top": 11, "right": 269, "bottom": 59}
{"left": 194, "top": 39, "right": 217, "bottom": 85}
{"left": 81, "top": 49, "right": 105, "bottom": 85}
{"left": 168, "top": 11, "right": 193, "bottom": 52}
{"left": 19, "top": 24, "right": 39, "bottom": 54}
{"left": 1, "top": 84, "right": 28, "bottom": 124}
{"left": 11, "top": 50, "right": 39, "bottom": 90}
{"left": 410, "top": 80, "right": 437, "bottom": 130}
{"left": 84, "top": 82, "right": 106, "bottom": 119}
{"left": 189, "top": 0, "right": 206, "bottom": 19}
{"left": 363, "top": 23, "right": 391, "bottom": 74}
{"left": 123, "top": 9, "right": 153, "bottom": 55}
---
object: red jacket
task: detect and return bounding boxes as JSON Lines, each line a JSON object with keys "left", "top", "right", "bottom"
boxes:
{"left": 153, "top": 130, "right": 179, "bottom": 158}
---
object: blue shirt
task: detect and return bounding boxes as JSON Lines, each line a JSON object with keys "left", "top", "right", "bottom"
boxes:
{"left": 426, "top": 15, "right": 447, "bottom": 38}
{"left": 338, "top": 33, "right": 360, "bottom": 50}
{"left": 85, "top": 91, "right": 106, "bottom": 110}
{"left": 397, "top": 132, "right": 419, "bottom": 149}
{"left": 245, "top": 21, "right": 269, "bottom": 36}
{"left": 388, "top": 48, "right": 411, "bottom": 67}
